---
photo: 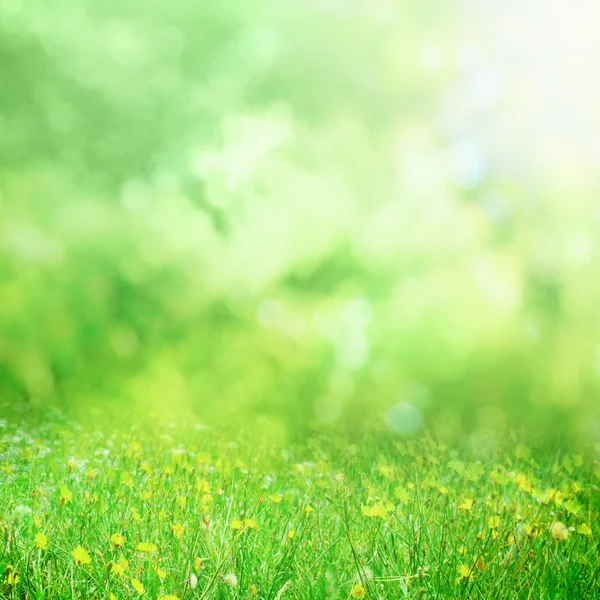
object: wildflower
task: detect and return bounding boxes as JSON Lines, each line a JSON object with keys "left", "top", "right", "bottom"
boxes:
{"left": 131, "top": 510, "right": 141, "bottom": 522}
{"left": 136, "top": 542, "right": 157, "bottom": 553}
{"left": 172, "top": 523, "right": 185, "bottom": 538}
{"left": 154, "top": 566, "right": 167, "bottom": 579}
{"left": 176, "top": 496, "right": 186, "bottom": 510}
{"left": 194, "top": 557, "right": 203, "bottom": 571}
{"left": 59, "top": 486, "right": 73, "bottom": 506}
{"left": 523, "top": 524, "right": 539, "bottom": 538}
{"left": 287, "top": 529, "right": 296, "bottom": 540}
{"left": 269, "top": 494, "right": 282, "bottom": 504}
{"left": 244, "top": 518, "right": 258, "bottom": 529}
{"left": 131, "top": 578, "right": 145, "bottom": 594}
{"left": 350, "top": 583, "right": 366, "bottom": 598}
{"left": 230, "top": 519, "right": 243, "bottom": 531}
{"left": 550, "top": 522, "right": 569, "bottom": 541}
{"left": 303, "top": 505, "right": 314, "bottom": 516}
{"left": 361, "top": 501, "right": 394, "bottom": 519}
{"left": 5, "top": 566, "right": 19, "bottom": 586}
{"left": 488, "top": 516, "right": 501, "bottom": 529}
{"left": 224, "top": 573, "right": 238, "bottom": 588}
{"left": 577, "top": 523, "right": 592, "bottom": 537}
{"left": 87, "top": 468, "right": 97, "bottom": 480}
{"left": 188, "top": 573, "right": 198, "bottom": 589}
{"left": 249, "top": 584, "right": 259, "bottom": 596}
{"left": 71, "top": 546, "right": 92, "bottom": 566}
{"left": 111, "top": 556, "right": 129, "bottom": 576}
{"left": 34, "top": 532, "right": 48, "bottom": 550}
{"left": 458, "top": 498, "right": 474, "bottom": 512}
{"left": 457, "top": 565, "right": 475, "bottom": 581}
{"left": 111, "top": 533, "right": 125, "bottom": 548}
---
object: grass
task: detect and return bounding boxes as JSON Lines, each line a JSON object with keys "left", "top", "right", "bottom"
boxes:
{"left": 0, "top": 411, "right": 598, "bottom": 599}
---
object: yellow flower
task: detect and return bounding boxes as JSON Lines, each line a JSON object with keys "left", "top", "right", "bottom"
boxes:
{"left": 136, "top": 542, "right": 157, "bottom": 553}
{"left": 361, "top": 501, "right": 394, "bottom": 519}
{"left": 350, "top": 583, "right": 366, "bottom": 598}
{"left": 303, "top": 505, "right": 314, "bottom": 516}
{"left": 59, "top": 486, "right": 73, "bottom": 506}
{"left": 194, "top": 557, "right": 203, "bottom": 571}
{"left": 287, "top": 529, "right": 296, "bottom": 540}
{"left": 154, "top": 566, "right": 167, "bottom": 579}
{"left": 269, "top": 494, "right": 282, "bottom": 504}
{"left": 244, "top": 518, "right": 258, "bottom": 529}
{"left": 488, "top": 516, "right": 501, "bottom": 530}
{"left": 158, "top": 596, "right": 179, "bottom": 600}
{"left": 131, "top": 578, "right": 145, "bottom": 594}
{"left": 131, "top": 510, "right": 141, "bottom": 522}
{"left": 176, "top": 496, "right": 186, "bottom": 510}
{"left": 172, "top": 523, "right": 185, "bottom": 538}
{"left": 111, "top": 533, "right": 125, "bottom": 548}
{"left": 71, "top": 546, "right": 92, "bottom": 566}
{"left": 457, "top": 565, "right": 475, "bottom": 581}
{"left": 550, "top": 522, "right": 569, "bottom": 541}
{"left": 34, "top": 532, "right": 48, "bottom": 550}
{"left": 230, "top": 519, "right": 243, "bottom": 530}
{"left": 110, "top": 557, "right": 129, "bottom": 576}
{"left": 577, "top": 523, "right": 592, "bottom": 537}
{"left": 458, "top": 498, "right": 474, "bottom": 512}
{"left": 5, "top": 567, "right": 19, "bottom": 586}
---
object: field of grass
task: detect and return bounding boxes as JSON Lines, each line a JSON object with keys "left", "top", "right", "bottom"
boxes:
{"left": 1, "top": 412, "right": 598, "bottom": 600}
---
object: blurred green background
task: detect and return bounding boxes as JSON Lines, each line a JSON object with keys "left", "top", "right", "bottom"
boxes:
{"left": 1, "top": 0, "right": 600, "bottom": 442}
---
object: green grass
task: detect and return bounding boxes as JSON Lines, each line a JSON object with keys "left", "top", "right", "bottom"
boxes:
{"left": 0, "top": 413, "right": 598, "bottom": 600}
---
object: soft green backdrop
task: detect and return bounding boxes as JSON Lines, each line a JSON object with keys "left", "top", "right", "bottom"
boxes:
{"left": 1, "top": 0, "right": 599, "bottom": 443}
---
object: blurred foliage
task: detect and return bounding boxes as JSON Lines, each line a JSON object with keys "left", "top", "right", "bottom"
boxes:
{"left": 1, "top": 0, "right": 600, "bottom": 442}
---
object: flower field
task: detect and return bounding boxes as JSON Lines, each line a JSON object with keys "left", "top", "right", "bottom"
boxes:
{"left": 1, "top": 414, "right": 598, "bottom": 599}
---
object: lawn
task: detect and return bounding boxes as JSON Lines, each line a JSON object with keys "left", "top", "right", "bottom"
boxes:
{"left": 1, "top": 413, "right": 598, "bottom": 599}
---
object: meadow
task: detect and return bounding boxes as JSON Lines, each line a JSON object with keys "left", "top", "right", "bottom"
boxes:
{"left": 2, "top": 1, "right": 600, "bottom": 598}
{"left": 1, "top": 411, "right": 598, "bottom": 599}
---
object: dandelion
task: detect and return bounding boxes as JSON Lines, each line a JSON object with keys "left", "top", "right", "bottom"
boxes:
{"left": 131, "top": 510, "right": 141, "bottom": 522}
{"left": 488, "top": 516, "right": 501, "bottom": 529}
{"left": 269, "top": 494, "right": 282, "bottom": 504}
{"left": 230, "top": 519, "right": 243, "bottom": 530}
{"left": 188, "top": 573, "right": 198, "bottom": 589}
{"left": 111, "top": 556, "right": 129, "bottom": 576}
{"left": 350, "top": 583, "right": 366, "bottom": 598}
{"left": 458, "top": 498, "right": 474, "bottom": 512}
{"left": 71, "top": 546, "right": 92, "bottom": 566}
{"left": 457, "top": 565, "right": 475, "bottom": 581}
{"left": 577, "top": 523, "right": 592, "bottom": 537}
{"left": 550, "top": 522, "right": 569, "bottom": 541}
{"left": 154, "top": 566, "right": 167, "bottom": 579}
{"left": 34, "top": 532, "right": 48, "bottom": 550}
{"left": 287, "top": 529, "right": 296, "bottom": 540}
{"left": 224, "top": 573, "right": 238, "bottom": 588}
{"left": 59, "top": 486, "right": 73, "bottom": 506}
{"left": 244, "top": 518, "right": 258, "bottom": 529}
{"left": 111, "top": 533, "right": 125, "bottom": 548}
{"left": 194, "top": 557, "right": 203, "bottom": 571}
{"left": 171, "top": 523, "right": 185, "bottom": 538}
{"left": 131, "top": 578, "right": 145, "bottom": 594}
{"left": 5, "top": 566, "right": 19, "bottom": 586}
{"left": 136, "top": 542, "right": 157, "bottom": 553}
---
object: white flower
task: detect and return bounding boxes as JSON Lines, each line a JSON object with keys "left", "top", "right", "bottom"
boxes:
{"left": 224, "top": 573, "right": 238, "bottom": 588}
